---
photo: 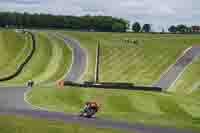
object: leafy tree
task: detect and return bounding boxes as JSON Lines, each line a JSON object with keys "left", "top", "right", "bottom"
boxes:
{"left": 168, "top": 25, "right": 177, "bottom": 33}
{"left": 142, "top": 24, "right": 151, "bottom": 32}
{"left": 112, "top": 22, "right": 125, "bottom": 32}
{"left": 132, "top": 22, "right": 141, "bottom": 32}
{"left": 176, "top": 24, "right": 188, "bottom": 33}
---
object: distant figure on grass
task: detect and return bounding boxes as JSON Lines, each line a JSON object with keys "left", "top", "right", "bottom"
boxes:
{"left": 27, "top": 80, "right": 34, "bottom": 88}
{"left": 57, "top": 80, "right": 65, "bottom": 88}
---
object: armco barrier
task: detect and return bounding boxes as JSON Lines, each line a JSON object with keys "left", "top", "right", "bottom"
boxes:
{"left": 95, "top": 43, "right": 100, "bottom": 82}
{"left": 64, "top": 81, "right": 162, "bottom": 92}
{"left": 0, "top": 31, "right": 36, "bottom": 81}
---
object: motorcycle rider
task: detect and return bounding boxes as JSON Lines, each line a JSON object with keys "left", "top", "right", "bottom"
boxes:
{"left": 80, "top": 101, "right": 100, "bottom": 117}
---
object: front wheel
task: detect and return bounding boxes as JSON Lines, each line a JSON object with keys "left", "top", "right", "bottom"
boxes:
{"left": 79, "top": 113, "right": 84, "bottom": 117}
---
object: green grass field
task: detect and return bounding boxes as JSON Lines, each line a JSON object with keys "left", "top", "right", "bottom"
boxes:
{"left": 62, "top": 32, "right": 102, "bottom": 81}
{"left": 169, "top": 55, "right": 200, "bottom": 94}
{"left": 28, "top": 86, "right": 200, "bottom": 130}
{"left": 100, "top": 44, "right": 185, "bottom": 85}
{"left": 2, "top": 30, "right": 200, "bottom": 131}
{"left": 63, "top": 32, "right": 200, "bottom": 85}
{"left": 0, "top": 30, "right": 32, "bottom": 78}
{"left": 26, "top": 31, "right": 200, "bottom": 131}
{"left": 2, "top": 32, "right": 72, "bottom": 84}
{"left": 0, "top": 115, "right": 130, "bottom": 133}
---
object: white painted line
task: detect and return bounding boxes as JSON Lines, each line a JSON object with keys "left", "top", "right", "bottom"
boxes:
{"left": 24, "top": 88, "right": 49, "bottom": 111}
{"left": 168, "top": 51, "right": 200, "bottom": 91}
{"left": 190, "top": 81, "right": 200, "bottom": 93}
{"left": 79, "top": 46, "right": 89, "bottom": 82}
{"left": 56, "top": 32, "right": 88, "bottom": 83}
{"left": 75, "top": 39, "right": 89, "bottom": 83}
{"left": 152, "top": 47, "right": 192, "bottom": 86}
{"left": 168, "top": 66, "right": 188, "bottom": 91}
{"left": 24, "top": 87, "right": 68, "bottom": 112}
{"left": 53, "top": 33, "right": 74, "bottom": 81}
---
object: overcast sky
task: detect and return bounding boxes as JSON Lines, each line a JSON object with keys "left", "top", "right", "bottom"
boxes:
{"left": 0, "top": 0, "right": 199, "bottom": 31}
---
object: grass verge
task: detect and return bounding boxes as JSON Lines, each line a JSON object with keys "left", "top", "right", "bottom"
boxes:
{"left": 28, "top": 86, "right": 200, "bottom": 130}
{"left": 0, "top": 115, "right": 130, "bottom": 133}
{"left": 63, "top": 32, "right": 200, "bottom": 85}
{"left": 169, "top": 56, "right": 200, "bottom": 94}
{"left": 2, "top": 32, "right": 72, "bottom": 84}
{"left": 0, "top": 30, "right": 31, "bottom": 78}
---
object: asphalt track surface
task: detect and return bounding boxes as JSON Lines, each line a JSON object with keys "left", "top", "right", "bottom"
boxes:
{"left": 54, "top": 33, "right": 87, "bottom": 82}
{"left": 153, "top": 46, "right": 200, "bottom": 89}
{"left": 0, "top": 33, "right": 199, "bottom": 133}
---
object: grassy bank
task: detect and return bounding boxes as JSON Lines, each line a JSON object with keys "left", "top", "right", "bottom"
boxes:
{"left": 27, "top": 31, "right": 200, "bottom": 130}
{"left": 28, "top": 86, "right": 200, "bottom": 130}
{"left": 63, "top": 32, "right": 200, "bottom": 85}
{"left": 63, "top": 32, "right": 101, "bottom": 81}
{"left": 169, "top": 56, "right": 200, "bottom": 94}
{"left": 2, "top": 32, "right": 72, "bottom": 84}
{"left": 0, "top": 30, "right": 31, "bottom": 78}
{"left": 0, "top": 115, "right": 130, "bottom": 133}
{"left": 100, "top": 43, "right": 185, "bottom": 85}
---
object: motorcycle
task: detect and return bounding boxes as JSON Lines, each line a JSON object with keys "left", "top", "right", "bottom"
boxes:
{"left": 79, "top": 102, "right": 99, "bottom": 118}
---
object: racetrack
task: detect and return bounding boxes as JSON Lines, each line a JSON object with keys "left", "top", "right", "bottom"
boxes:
{"left": 53, "top": 33, "right": 87, "bottom": 82}
{"left": 153, "top": 46, "right": 200, "bottom": 89}
{"left": 0, "top": 32, "right": 199, "bottom": 133}
{"left": 0, "top": 109, "right": 197, "bottom": 133}
{"left": 0, "top": 86, "right": 31, "bottom": 110}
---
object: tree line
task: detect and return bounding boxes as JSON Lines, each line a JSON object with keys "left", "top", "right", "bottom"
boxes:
{"left": 168, "top": 25, "right": 200, "bottom": 33}
{"left": 1, "top": 12, "right": 198, "bottom": 33}
{"left": 132, "top": 22, "right": 152, "bottom": 32}
{"left": 132, "top": 22, "right": 200, "bottom": 33}
{"left": 0, "top": 12, "right": 129, "bottom": 32}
